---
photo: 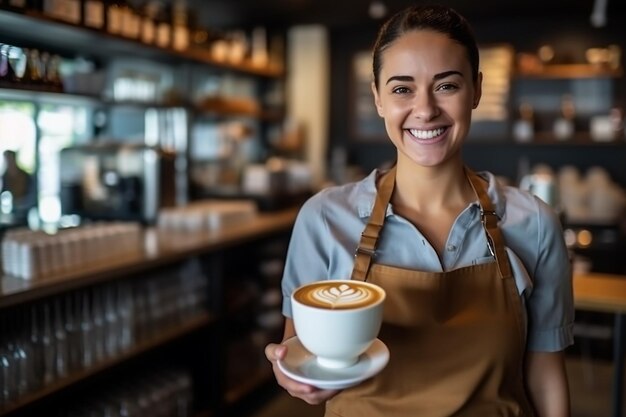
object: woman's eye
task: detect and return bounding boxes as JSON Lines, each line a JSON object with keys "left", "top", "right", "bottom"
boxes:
{"left": 436, "top": 83, "right": 458, "bottom": 92}
{"left": 392, "top": 86, "right": 410, "bottom": 94}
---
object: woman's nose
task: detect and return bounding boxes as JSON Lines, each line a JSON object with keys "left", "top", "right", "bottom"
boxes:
{"left": 412, "top": 92, "right": 439, "bottom": 120}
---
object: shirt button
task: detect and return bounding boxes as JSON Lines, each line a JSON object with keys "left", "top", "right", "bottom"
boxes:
{"left": 446, "top": 244, "right": 457, "bottom": 252}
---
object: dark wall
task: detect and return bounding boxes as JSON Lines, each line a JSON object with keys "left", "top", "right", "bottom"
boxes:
{"left": 328, "top": 13, "right": 626, "bottom": 185}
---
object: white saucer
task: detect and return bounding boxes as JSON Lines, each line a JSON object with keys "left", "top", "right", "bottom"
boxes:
{"left": 277, "top": 336, "right": 389, "bottom": 390}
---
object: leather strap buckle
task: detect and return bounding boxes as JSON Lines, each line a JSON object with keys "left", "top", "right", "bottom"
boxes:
{"left": 480, "top": 209, "right": 499, "bottom": 257}
{"left": 354, "top": 246, "right": 376, "bottom": 258}
{"left": 480, "top": 208, "right": 499, "bottom": 222}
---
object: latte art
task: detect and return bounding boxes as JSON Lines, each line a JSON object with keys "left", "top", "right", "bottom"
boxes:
{"left": 314, "top": 284, "right": 370, "bottom": 306}
{"left": 294, "top": 281, "right": 384, "bottom": 310}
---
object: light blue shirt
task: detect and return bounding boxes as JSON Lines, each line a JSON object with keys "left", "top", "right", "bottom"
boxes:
{"left": 281, "top": 169, "right": 574, "bottom": 352}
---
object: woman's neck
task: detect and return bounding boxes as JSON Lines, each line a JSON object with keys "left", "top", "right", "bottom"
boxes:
{"left": 392, "top": 156, "right": 473, "bottom": 213}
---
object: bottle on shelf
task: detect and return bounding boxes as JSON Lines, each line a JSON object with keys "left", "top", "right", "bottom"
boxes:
{"left": 39, "top": 50, "right": 50, "bottom": 87}
{"left": 0, "top": 44, "right": 13, "bottom": 84}
{"left": 45, "top": 53, "right": 64, "bottom": 92}
{"left": 23, "top": 48, "right": 43, "bottom": 87}
{"left": 120, "top": 0, "right": 140, "bottom": 39}
{"left": 512, "top": 101, "right": 535, "bottom": 143}
{"left": 553, "top": 94, "right": 576, "bottom": 141}
{"left": 155, "top": 0, "right": 171, "bottom": 49}
{"left": 82, "top": 0, "right": 105, "bottom": 30}
{"left": 251, "top": 27, "right": 268, "bottom": 68}
{"left": 106, "top": 0, "right": 123, "bottom": 35}
{"left": 139, "top": 0, "right": 157, "bottom": 45}
{"left": 171, "top": 0, "right": 189, "bottom": 51}
{"left": 42, "top": 0, "right": 80, "bottom": 23}
{"left": 66, "top": 0, "right": 81, "bottom": 24}
{"left": 7, "top": 45, "right": 27, "bottom": 83}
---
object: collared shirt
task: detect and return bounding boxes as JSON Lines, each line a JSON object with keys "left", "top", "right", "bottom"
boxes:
{"left": 281, "top": 169, "right": 574, "bottom": 352}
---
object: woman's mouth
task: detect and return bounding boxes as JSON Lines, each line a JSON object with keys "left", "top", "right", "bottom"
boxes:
{"left": 408, "top": 127, "right": 446, "bottom": 140}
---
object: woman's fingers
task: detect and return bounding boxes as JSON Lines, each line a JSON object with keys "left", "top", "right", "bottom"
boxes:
{"left": 265, "top": 342, "right": 340, "bottom": 404}
{"left": 265, "top": 342, "right": 285, "bottom": 361}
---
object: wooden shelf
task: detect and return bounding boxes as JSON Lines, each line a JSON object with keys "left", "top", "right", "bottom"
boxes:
{"left": 466, "top": 133, "right": 626, "bottom": 147}
{"left": 515, "top": 64, "right": 623, "bottom": 79}
{"left": 0, "top": 86, "right": 283, "bottom": 121}
{"left": 0, "top": 313, "right": 215, "bottom": 416}
{"left": 0, "top": 208, "right": 298, "bottom": 309}
{"left": 0, "top": 10, "right": 283, "bottom": 78}
{"left": 0, "top": 85, "right": 101, "bottom": 106}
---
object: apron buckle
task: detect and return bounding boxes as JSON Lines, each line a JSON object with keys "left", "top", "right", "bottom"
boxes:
{"left": 479, "top": 208, "right": 499, "bottom": 221}
{"left": 354, "top": 246, "right": 376, "bottom": 258}
{"left": 480, "top": 209, "right": 499, "bottom": 258}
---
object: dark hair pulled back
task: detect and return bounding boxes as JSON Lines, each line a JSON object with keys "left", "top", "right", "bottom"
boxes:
{"left": 372, "top": 4, "right": 479, "bottom": 88}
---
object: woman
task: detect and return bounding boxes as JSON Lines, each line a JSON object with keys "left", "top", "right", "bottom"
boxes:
{"left": 265, "top": 4, "right": 573, "bottom": 416}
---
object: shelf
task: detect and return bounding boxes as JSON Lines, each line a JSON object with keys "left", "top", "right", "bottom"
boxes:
{"left": 0, "top": 86, "right": 283, "bottom": 121}
{"left": 515, "top": 64, "right": 623, "bottom": 79}
{"left": 466, "top": 133, "right": 626, "bottom": 147}
{"left": 0, "top": 208, "right": 298, "bottom": 309}
{"left": 0, "top": 84, "right": 101, "bottom": 106}
{"left": 0, "top": 10, "right": 283, "bottom": 78}
{"left": 0, "top": 313, "right": 215, "bottom": 416}
{"left": 0, "top": 87, "right": 285, "bottom": 122}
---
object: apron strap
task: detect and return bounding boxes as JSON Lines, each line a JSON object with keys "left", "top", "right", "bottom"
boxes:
{"left": 351, "top": 166, "right": 396, "bottom": 281}
{"left": 351, "top": 165, "right": 513, "bottom": 281}
{"left": 466, "top": 168, "right": 513, "bottom": 279}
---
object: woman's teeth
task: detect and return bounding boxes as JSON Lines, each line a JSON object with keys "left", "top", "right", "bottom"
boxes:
{"left": 409, "top": 127, "right": 445, "bottom": 139}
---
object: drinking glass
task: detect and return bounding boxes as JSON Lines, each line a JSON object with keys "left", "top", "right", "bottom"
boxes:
{"left": 103, "top": 285, "right": 119, "bottom": 358}
{"left": 79, "top": 291, "right": 94, "bottom": 368}
{"left": 91, "top": 287, "right": 106, "bottom": 363}
{"left": 40, "top": 301, "right": 55, "bottom": 385}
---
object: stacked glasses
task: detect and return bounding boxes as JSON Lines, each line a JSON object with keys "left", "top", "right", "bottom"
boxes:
{"left": 0, "top": 259, "right": 208, "bottom": 410}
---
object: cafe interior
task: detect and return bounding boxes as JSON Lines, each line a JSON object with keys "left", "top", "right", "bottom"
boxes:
{"left": 1, "top": 0, "right": 626, "bottom": 416}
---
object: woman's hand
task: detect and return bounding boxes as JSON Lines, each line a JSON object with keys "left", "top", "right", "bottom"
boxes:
{"left": 265, "top": 342, "right": 340, "bottom": 404}
{"left": 265, "top": 340, "right": 340, "bottom": 405}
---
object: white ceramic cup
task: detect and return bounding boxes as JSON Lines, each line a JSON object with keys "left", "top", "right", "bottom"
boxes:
{"left": 291, "top": 279, "right": 386, "bottom": 369}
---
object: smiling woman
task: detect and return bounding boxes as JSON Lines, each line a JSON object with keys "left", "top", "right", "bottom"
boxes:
{"left": 265, "top": 4, "right": 573, "bottom": 417}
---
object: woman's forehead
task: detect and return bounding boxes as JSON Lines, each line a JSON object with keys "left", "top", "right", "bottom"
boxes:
{"left": 379, "top": 31, "right": 471, "bottom": 75}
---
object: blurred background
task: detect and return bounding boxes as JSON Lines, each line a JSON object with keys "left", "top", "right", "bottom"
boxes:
{"left": 1, "top": 1, "right": 626, "bottom": 416}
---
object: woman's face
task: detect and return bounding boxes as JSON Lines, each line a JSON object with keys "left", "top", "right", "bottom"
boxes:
{"left": 372, "top": 29, "right": 482, "bottom": 168}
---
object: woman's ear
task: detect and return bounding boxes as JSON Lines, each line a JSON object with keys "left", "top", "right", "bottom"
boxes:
{"left": 472, "top": 72, "right": 483, "bottom": 109}
{"left": 371, "top": 81, "right": 384, "bottom": 117}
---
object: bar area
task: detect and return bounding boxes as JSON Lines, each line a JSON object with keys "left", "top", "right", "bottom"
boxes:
{"left": 1, "top": 1, "right": 626, "bottom": 416}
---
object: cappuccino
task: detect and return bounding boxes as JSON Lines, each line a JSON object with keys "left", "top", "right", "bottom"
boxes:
{"left": 291, "top": 280, "right": 386, "bottom": 368}
{"left": 294, "top": 281, "right": 384, "bottom": 310}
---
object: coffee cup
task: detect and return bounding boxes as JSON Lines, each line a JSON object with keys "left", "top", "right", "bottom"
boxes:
{"left": 291, "top": 280, "right": 385, "bottom": 369}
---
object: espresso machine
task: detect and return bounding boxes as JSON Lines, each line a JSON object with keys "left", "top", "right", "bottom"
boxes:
{"left": 59, "top": 143, "right": 177, "bottom": 224}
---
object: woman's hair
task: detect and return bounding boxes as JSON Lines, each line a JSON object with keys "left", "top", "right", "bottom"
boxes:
{"left": 372, "top": 4, "right": 480, "bottom": 88}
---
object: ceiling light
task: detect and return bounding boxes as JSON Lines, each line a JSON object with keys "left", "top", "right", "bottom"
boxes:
{"left": 368, "top": 1, "right": 387, "bottom": 19}
{"left": 590, "top": 0, "right": 608, "bottom": 27}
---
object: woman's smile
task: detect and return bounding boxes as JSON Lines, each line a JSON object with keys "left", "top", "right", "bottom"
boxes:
{"left": 406, "top": 126, "right": 448, "bottom": 142}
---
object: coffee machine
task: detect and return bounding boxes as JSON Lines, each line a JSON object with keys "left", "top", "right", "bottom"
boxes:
{"left": 59, "top": 143, "right": 177, "bottom": 224}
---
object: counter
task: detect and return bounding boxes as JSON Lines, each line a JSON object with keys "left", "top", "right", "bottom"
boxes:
{"left": 0, "top": 207, "right": 298, "bottom": 309}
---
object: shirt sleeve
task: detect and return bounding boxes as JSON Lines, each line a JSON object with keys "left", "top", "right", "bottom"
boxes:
{"left": 281, "top": 194, "right": 331, "bottom": 318}
{"left": 526, "top": 199, "right": 574, "bottom": 352}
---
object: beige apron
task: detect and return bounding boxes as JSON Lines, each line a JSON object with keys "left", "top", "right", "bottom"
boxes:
{"left": 325, "top": 167, "right": 535, "bottom": 417}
